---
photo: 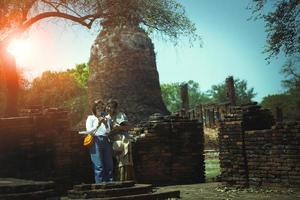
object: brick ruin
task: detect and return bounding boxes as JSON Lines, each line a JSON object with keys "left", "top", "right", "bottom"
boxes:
{"left": 0, "top": 108, "right": 205, "bottom": 196}
{"left": 131, "top": 114, "right": 205, "bottom": 184}
{"left": 0, "top": 108, "right": 93, "bottom": 194}
{"left": 1, "top": 75, "right": 299, "bottom": 197}
{"left": 180, "top": 76, "right": 300, "bottom": 188}
{"left": 219, "top": 104, "right": 300, "bottom": 187}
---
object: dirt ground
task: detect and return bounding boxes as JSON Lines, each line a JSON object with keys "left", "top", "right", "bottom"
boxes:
{"left": 155, "top": 182, "right": 300, "bottom": 200}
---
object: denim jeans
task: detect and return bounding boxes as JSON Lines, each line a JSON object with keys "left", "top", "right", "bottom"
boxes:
{"left": 89, "top": 136, "right": 114, "bottom": 183}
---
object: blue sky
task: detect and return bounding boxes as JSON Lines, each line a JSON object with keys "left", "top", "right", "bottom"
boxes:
{"left": 18, "top": 0, "right": 286, "bottom": 102}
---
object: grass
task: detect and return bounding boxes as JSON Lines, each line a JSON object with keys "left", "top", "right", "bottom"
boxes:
{"left": 205, "top": 151, "right": 220, "bottom": 180}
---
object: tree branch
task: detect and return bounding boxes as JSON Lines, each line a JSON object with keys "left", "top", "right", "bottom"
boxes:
{"left": 42, "top": 0, "right": 60, "bottom": 12}
{"left": 288, "top": 66, "right": 300, "bottom": 79}
{"left": 20, "top": 12, "right": 98, "bottom": 32}
{"left": 23, "top": 0, "right": 39, "bottom": 21}
{"left": 1, "top": 12, "right": 99, "bottom": 49}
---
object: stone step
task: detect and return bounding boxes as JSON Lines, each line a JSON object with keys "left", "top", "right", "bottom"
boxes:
{"left": 0, "top": 189, "right": 55, "bottom": 200}
{"left": 65, "top": 190, "right": 180, "bottom": 200}
{"left": 0, "top": 178, "right": 54, "bottom": 194}
{"left": 0, "top": 181, "right": 54, "bottom": 194}
{"left": 73, "top": 181, "right": 135, "bottom": 191}
{"left": 68, "top": 184, "right": 153, "bottom": 199}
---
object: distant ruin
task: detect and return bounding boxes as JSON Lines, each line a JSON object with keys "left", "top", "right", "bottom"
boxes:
{"left": 0, "top": 76, "right": 299, "bottom": 199}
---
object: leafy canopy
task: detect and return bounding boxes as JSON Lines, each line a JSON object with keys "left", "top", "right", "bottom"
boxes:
{"left": 261, "top": 93, "right": 299, "bottom": 120}
{"left": 20, "top": 65, "right": 88, "bottom": 124}
{"left": 208, "top": 78, "right": 256, "bottom": 105}
{"left": 249, "top": 0, "right": 300, "bottom": 61}
{"left": 0, "top": 0, "right": 200, "bottom": 45}
{"left": 161, "top": 80, "right": 210, "bottom": 113}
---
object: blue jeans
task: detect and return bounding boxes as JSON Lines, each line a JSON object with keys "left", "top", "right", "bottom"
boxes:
{"left": 89, "top": 136, "right": 114, "bottom": 183}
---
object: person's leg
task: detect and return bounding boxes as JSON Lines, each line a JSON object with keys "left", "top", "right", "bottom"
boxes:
{"left": 90, "top": 137, "right": 105, "bottom": 183}
{"left": 103, "top": 137, "right": 114, "bottom": 182}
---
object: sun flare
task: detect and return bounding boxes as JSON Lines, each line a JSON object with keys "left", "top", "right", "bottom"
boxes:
{"left": 7, "top": 39, "right": 32, "bottom": 60}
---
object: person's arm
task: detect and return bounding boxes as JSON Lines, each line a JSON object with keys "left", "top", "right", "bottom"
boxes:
{"left": 85, "top": 116, "right": 99, "bottom": 134}
{"left": 112, "top": 122, "right": 133, "bottom": 132}
{"left": 112, "top": 112, "right": 133, "bottom": 131}
{"left": 98, "top": 117, "right": 109, "bottom": 129}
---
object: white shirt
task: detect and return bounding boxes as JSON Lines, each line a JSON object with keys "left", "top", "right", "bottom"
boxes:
{"left": 85, "top": 115, "right": 110, "bottom": 136}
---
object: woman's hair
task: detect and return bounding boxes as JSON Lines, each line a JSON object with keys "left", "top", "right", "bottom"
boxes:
{"left": 107, "top": 99, "right": 118, "bottom": 109}
{"left": 92, "top": 99, "right": 104, "bottom": 115}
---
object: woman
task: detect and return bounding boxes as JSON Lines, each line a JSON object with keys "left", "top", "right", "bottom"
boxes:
{"left": 105, "top": 99, "right": 135, "bottom": 181}
{"left": 85, "top": 99, "right": 114, "bottom": 183}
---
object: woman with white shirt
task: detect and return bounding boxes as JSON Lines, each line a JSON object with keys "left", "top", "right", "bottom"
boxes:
{"left": 85, "top": 99, "right": 114, "bottom": 183}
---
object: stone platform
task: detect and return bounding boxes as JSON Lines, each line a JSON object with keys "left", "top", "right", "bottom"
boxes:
{"left": 0, "top": 178, "right": 55, "bottom": 200}
{"left": 64, "top": 181, "right": 180, "bottom": 200}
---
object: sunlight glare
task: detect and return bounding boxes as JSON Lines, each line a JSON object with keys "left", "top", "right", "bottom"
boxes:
{"left": 7, "top": 39, "right": 32, "bottom": 60}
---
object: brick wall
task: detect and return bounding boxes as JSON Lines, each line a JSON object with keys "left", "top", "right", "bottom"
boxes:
{"left": 132, "top": 115, "right": 205, "bottom": 184}
{"left": 219, "top": 105, "right": 300, "bottom": 187}
{"left": 219, "top": 121, "right": 248, "bottom": 186}
{"left": 245, "top": 122, "right": 300, "bottom": 187}
{"left": 1, "top": 110, "right": 205, "bottom": 191}
{"left": 0, "top": 109, "right": 93, "bottom": 193}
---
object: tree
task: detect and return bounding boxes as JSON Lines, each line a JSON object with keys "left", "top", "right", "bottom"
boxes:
{"left": 23, "top": 71, "right": 84, "bottom": 106}
{"left": 161, "top": 80, "right": 210, "bottom": 113}
{"left": 263, "top": 58, "right": 300, "bottom": 120}
{"left": 208, "top": 78, "right": 256, "bottom": 105}
{"left": 68, "top": 63, "right": 89, "bottom": 89}
{"left": 0, "top": 0, "right": 101, "bottom": 116}
{"left": 249, "top": 0, "right": 300, "bottom": 62}
{"left": 21, "top": 70, "right": 87, "bottom": 124}
{"left": 1, "top": 0, "right": 199, "bottom": 122}
{"left": 261, "top": 93, "right": 298, "bottom": 120}
{"left": 250, "top": 0, "right": 300, "bottom": 96}
{"left": 186, "top": 80, "right": 211, "bottom": 108}
{"left": 0, "top": 64, "right": 5, "bottom": 115}
{"left": 160, "top": 83, "right": 181, "bottom": 113}
{"left": 281, "top": 59, "right": 300, "bottom": 96}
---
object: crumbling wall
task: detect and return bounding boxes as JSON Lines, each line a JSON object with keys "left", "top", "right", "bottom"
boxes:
{"left": 0, "top": 109, "right": 93, "bottom": 192}
{"left": 219, "top": 120, "right": 248, "bottom": 186}
{"left": 1, "top": 109, "right": 205, "bottom": 190}
{"left": 132, "top": 115, "right": 205, "bottom": 184}
{"left": 245, "top": 122, "right": 300, "bottom": 187}
{"left": 219, "top": 105, "right": 300, "bottom": 187}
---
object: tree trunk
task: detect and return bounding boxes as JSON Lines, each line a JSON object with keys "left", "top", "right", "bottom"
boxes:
{"left": 0, "top": 45, "right": 19, "bottom": 117}
{"left": 88, "top": 25, "right": 169, "bottom": 124}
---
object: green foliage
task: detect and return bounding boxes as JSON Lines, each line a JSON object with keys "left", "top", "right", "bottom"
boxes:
{"left": 261, "top": 58, "right": 300, "bottom": 121}
{"left": 160, "top": 80, "right": 210, "bottom": 113}
{"left": 250, "top": 0, "right": 300, "bottom": 97}
{"left": 63, "top": 95, "right": 88, "bottom": 125}
{"left": 161, "top": 79, "right": 256, "bottom": 112}
{"left": 136, "top": 0, "right": 200, "bottom": 45}
{"left": 0, "top": 0, "right": 200, "bottom": 46}
{"left": 261, "top": 93, "right": 299, "bottom": 120}
{"left": 186, "top": 80, "right": 211, "bottom": 107}
{"left": 22, "top": 70, "right": 84, "bottom": 107}
{"left": 160, "top": 82, "right": 181, "bottom": 113}
{"left": 281, "top": 59, "right": 300, "bottom": 95}
{"left": 21, "top": 64, "right": 89, "bottom": 124}
{"left": 208, "top": 78, "right": 256, "bottom": 105}
{"left": 68, "top": 63, "right": 89, "bottom": 88}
